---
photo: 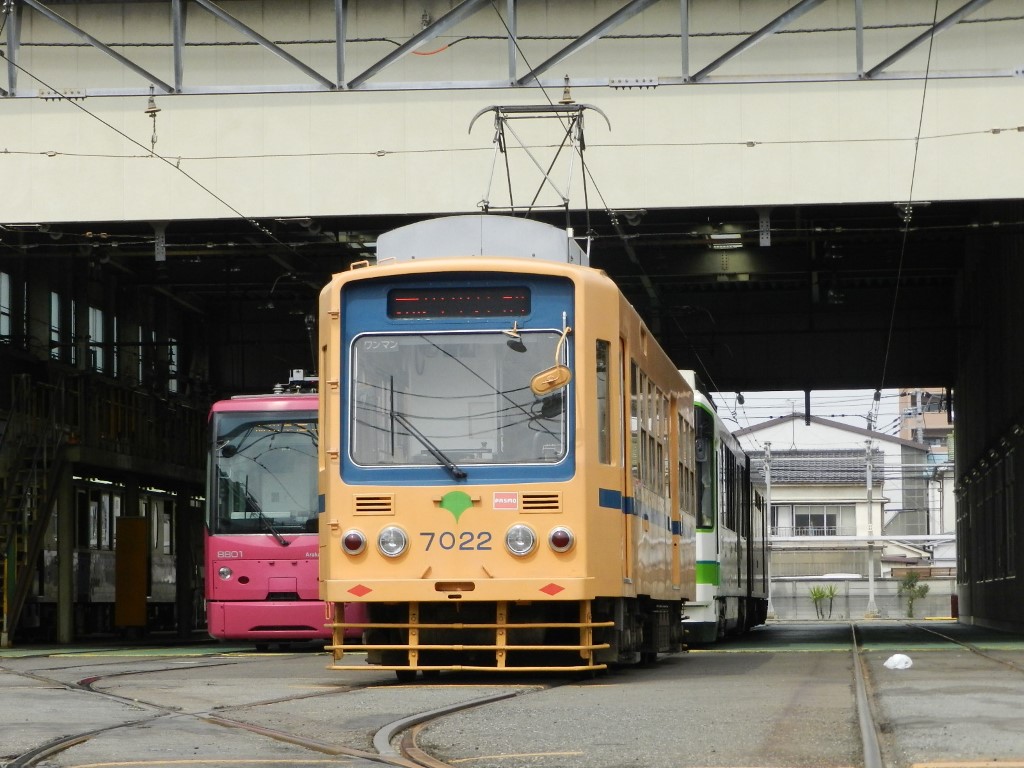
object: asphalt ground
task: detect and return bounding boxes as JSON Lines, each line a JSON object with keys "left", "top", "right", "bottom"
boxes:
{"left": 2, "top": 621, "right": 1023, "bottom": 768}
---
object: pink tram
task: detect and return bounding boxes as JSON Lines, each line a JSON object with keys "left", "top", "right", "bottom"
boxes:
{"left": 204, "top": 375, "right": 365, "bottom": 647}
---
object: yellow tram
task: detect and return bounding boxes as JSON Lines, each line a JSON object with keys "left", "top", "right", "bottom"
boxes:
{"left": 317, "top": 214, "right": 699, "bottom": 677}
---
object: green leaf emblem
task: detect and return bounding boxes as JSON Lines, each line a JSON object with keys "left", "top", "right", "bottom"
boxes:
{"left": 439, "top": 491, "right": 473, "bottom": 523}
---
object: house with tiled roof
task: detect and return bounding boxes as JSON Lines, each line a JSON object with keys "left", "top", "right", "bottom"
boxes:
{"left": 733, "top": 413, "right": 956, "bottom": 619}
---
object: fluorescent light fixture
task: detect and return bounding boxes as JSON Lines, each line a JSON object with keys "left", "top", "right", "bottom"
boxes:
{"left": 709, "top": 232, "right": 742, "bottom": 249}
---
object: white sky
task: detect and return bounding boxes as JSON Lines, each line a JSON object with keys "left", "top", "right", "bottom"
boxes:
{"left": 709, "top": 388, "right": 903, "bottom": 438}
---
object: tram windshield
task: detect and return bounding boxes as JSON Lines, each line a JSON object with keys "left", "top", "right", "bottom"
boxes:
{"left": 210, "top": 411, "right": 318, "bottom": 535}
{"left": 350, "top": 331, "right": 569, "bottom": 468}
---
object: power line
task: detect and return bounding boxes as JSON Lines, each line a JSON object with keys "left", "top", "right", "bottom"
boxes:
{"left": 876, "top": 0, "right": 942, "bottom": 402}
{"left": 0, "top": 37, "right": 308, "bottom": 266}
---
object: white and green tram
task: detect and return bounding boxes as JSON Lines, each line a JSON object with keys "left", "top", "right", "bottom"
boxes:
{"left": 685, "top": 388, "right": 769, "bottom": 643}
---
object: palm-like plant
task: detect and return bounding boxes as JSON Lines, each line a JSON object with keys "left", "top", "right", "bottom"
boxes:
{"left": 809, "top": 584, "right": 838, "bottom": 618}
{"left": 898, "top": 572, "right": 930, "bottom": 618}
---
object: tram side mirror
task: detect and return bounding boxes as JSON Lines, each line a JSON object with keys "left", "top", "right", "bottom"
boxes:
{"left": 530, "top": 325, "right": 573, "bottom": 396}
{"left": 220, "top": 444, "right": 238, "bottom": 458}
{"left": 531, "top": 366, "right": 572, "bottom": 396}
{"left": 503, "top": 321, "right": 527, "bottom": 353}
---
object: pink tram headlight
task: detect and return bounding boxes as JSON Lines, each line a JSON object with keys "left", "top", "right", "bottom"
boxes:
{"left": 548, "top": 526, "right": 575, "bottom": 553}
{"left": 341, "top": 529, "right": 367, "bottom": 555}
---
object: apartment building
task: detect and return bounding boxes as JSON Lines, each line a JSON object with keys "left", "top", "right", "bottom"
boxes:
{"left": 735, "top": 413, "right": 951, "bottom": 576}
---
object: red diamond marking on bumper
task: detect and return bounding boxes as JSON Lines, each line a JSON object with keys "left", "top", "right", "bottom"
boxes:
{"left": 540, "top": 583, "right": 564, "bottom": 596}
{"left": 348, "top": 584, "right": 372, "bottom": 597}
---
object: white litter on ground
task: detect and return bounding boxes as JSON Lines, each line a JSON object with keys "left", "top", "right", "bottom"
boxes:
{"left": 884, "top": 653, "right": 913, "bottom": 670}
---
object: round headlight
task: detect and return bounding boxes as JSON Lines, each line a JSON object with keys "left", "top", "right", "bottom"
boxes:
{"left": 505, "top": 524, "right": 537, "bottom": 556}
{"left": 218, "top": 566, "right": 233, "bottom": 580}
{"left": 549, "top": 526, "right": 575, "bottom": 553}
{"left": 377, "top": 526, "right": 408, "bottom": 558}
{"left": 341, "top": 529, "right": 366, "bottom": 555}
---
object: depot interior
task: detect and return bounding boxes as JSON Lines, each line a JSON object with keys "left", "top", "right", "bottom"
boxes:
{"left": 2, "top": 197, "right": 1022, "bottom": 643}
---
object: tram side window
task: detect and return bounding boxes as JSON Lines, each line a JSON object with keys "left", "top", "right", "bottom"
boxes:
{"left": 658, "top": 388, "right": 668, "bottom": 495}
{"left": 147, "top": 497, "right": 175, "bottom": 556}
{"left": 0, "top": 271, "right": 11, "bottom": 341}
{"left": 596, "top": 340, "right": 611, "bottom": 464}
{"left": 50, "top": 291, "right": 62, "bottom": 360}
{"left": 649, "top": 381, "right": 668, "bottom": 496}
{"left": 629, "top": 362, "right": 670, "bottom": 495}
{"left": 88, "top": 306, "right": 105, "bottom": 373}
{"left": 695, "top": 410, "right": 714, "bottom": 529}
{"left": 719, "top": 447, "right": 727, "bottom": 527}
{"left": 76, "top": 490, "right": 97, "bottom": 548}
{"left": 678, "top": 412, "right": 696, "bottom": 518}
{"left": 163, "top": 510, "right": 173, "bottom": 555}
{"left": 720, "top": 448, "right": 739, "bottom": 531}
{"left": 99, "top": 491, "right": 109, "bottom": 549}
{"left": 630, "top": 361, "right": 640, "bottom": 480}
{"left": 147, "top": 498, "right": 157, "bottom": 548}
{"left": 74, "top": 487, "right": 122, "bottom": 550}
{"left": 630, "top": 363, "right": 652, "bottom": 487}
{"left": 740, "top": 466, "right": 750, "bottom": 538}
{"left": 647, "top": 378, "right": 656, "bottom": 490}
{"left": 106, "top": 493, "right": 121, "bottom": 549}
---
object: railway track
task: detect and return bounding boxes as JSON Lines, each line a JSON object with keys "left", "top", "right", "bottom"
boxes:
{"left": 3, "top": 622, "right": 1024, "bottom": 768}
{"left": 0, "top": 649, "right": 566, "bottom": 768}
{"left": 851, "top": 621, "right": 1024, "bottom": 768}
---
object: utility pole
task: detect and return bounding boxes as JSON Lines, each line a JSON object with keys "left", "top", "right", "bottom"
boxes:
{"left": 865, "top": 440, "right": 879, "bottom": 617}
{"left": 764, "top": 442, "right": 774, "bottom": 619}
{"left": 915, "top": 388, "right": 924, "bottom": 444}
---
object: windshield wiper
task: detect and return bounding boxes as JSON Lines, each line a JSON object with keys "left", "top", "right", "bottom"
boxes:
{"left": 258, "top": 510, "right": 290, "bottom": 546}
{"left": 242, "top": 480, "right": 290, "bottom": 546}
{"left": 392, "top": 411, "right": 467, "bottom": 480}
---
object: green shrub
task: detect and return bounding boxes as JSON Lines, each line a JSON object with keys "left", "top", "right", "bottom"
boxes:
{"left": 898, "top": 572, "right": 930, "bottom": 618}
{"left": 809, "top": 584, "right": 838, "bottom": 619}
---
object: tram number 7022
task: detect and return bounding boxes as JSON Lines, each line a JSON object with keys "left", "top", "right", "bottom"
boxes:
{"left": 419, "top": 531, "right": 493, "bottom": 551}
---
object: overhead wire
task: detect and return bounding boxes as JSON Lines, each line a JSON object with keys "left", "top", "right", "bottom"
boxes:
{"left": 6, "top": 122, "right": 1024, "bottom": 164}
{"left": 12, "top": 14, "right": 1022, "bottom": 51}
{"left": 573, "top": 146, "right": 728, "bottom": 396}
{"left": 721, "top": 388, "right": 910, "bottom": 445}
{"left": 2, "top": 8, "right": 956, "bottom": 463}
{"left": 475, "top": 5, "right": 947, "bottom": 461}
{"left": 0, "top": 1, "right": 985, "bottom": 400}
{"left": 485, "top": 2, "right": 591, "bottom": 237}
{"left": 482, "top": 1, "right": 727, "bottom": 396}
{"left": 873, "top": 0, "right": 942, "bottom": 428}
{"left": 0, "top": 26, "right": 310, "bottom": 269}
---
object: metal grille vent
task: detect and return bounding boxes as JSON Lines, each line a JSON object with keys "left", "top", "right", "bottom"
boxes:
{"left": 521, "top": 493, "right": 561, "bottom": 512}
{"left": 354, "top": 494, "right": 395, "bottom": 515}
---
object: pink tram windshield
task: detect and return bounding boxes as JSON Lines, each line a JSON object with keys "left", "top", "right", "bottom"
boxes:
{"left": 204, "top": 393, "right": 364, "bottom": 643}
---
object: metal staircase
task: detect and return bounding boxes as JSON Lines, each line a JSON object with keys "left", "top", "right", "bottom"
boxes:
{"left": 0, "top": 374, "right": 67, "bottom": 647}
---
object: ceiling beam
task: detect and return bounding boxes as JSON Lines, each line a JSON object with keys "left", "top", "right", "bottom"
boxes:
{"left": 689, "top": 0, "right": 827, "bottom": 83}
{"left": 347, "top": 0, "right": 492, "bottom": 89}
{"left": 2, "top": 0, "right": 1019, "bottom": 98}
{"left": 17, "top": 0, "right": 174, "bottom": 93}
{"left": 864, "top": 0, "right": 995, "bottom": 78}
{"left": 192, "top": 0, "right": 336, "bottom": 89}
{"left": 516, "top": 0, "right": 664, "bottom": 86}
{"left": 2, "top": 0, "right": 22, "bottom": 96}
